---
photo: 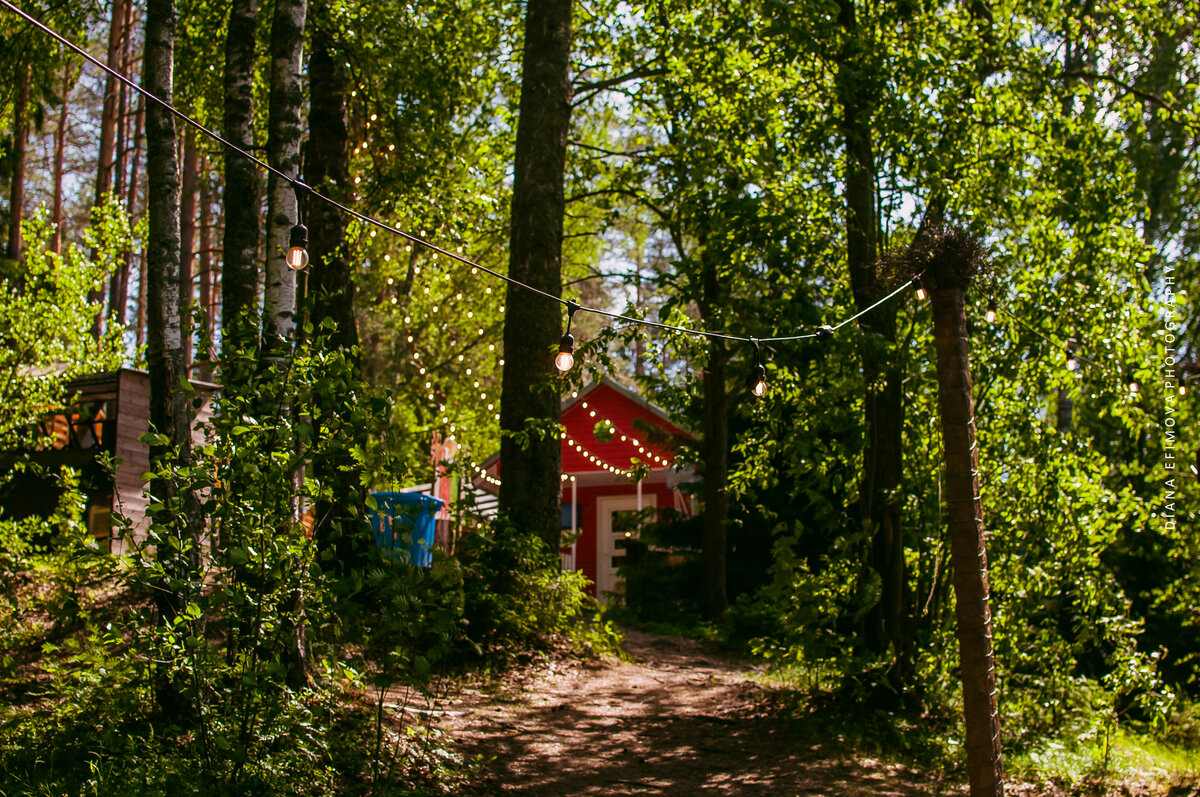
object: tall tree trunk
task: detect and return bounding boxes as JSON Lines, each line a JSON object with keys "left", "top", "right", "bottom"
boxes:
{"left": 51, "top": 63, "right": 72, "bottom": 254}
{"left": 306, "top": 14, "right": 356, "bottom": 350}
{"left": 928, "top": 273, "right": 1004, "bottom": 796}
{"left": 700, "top": 336, "right": 729, "bottom": 617}
{"left": 263, "top": 0, "right": 306, "bottom": 353}
{"left": 498, "top": 0, "right": 573, "bottom": 552}
{"left": 145, "top": 0, "right": 201, "bottom": 718}
{"left": 110, "top": 95, "right": 145, "bottom": 327}
{"left": 197, "top": 158, "right": 215, "bottom": 376}
{"left": 7, "top": 62, "right": 31, "bottom": 262}
{"left": 95, "top": 0, "right": 128, "bottom": 206}
{"left": 180, "top": 133, "right": 199, "bottom": 376}
{"left": 223, "top": 0, "right": 262, "bottom": 354}
{"left": 264, "top": 0, "right": 309, "bottom": 691}
{"left": 836, "top": 0, "right": 911, "bottom": 690}
{"left": 305, "top": 9, "right": 363, "bottom": 579}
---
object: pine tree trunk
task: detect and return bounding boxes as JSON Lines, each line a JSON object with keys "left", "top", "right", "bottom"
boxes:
{"left": 700, "top": 336, "right": 729, "bottom": 617}
{"left": 7, "top": 62, "right": 31, "bottom": 262}
{"left": 51, "top": 64, "right": 72, "bottom": 254}
{"left": 930, "top": 285, "right": 1004, "bottom": 797}
{"left": 498, "top": 0, "right": 573, "bottom": 552}
{"left": 95, "top": 0, "right": 128, "bottom": 206}
{"left": 145, "top": 0, "right": 201, "bottom": 718}
{"left": 836, "top": 0, "right": 911, "bottom": 690}
{"left": 222, "top": 0, "right": 261, "bottom": 354}
{"left": 197, "top": 160, "right": 215, "bottom": 376}
{"left": 305, "top": 9, "right": 363, "bottom": 577}
{"left": 109, "top": 92, "right": 144, "bottom": 326}
{"left": 306, "top": 14, "right": 356, "bottom": 350}
{"left": 180, "top": 133, "right": 199, "bottom": 376}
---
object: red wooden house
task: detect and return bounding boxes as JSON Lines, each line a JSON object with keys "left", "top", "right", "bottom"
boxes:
{"left": 475, "top": 377, "right": 694, "bottom": 599}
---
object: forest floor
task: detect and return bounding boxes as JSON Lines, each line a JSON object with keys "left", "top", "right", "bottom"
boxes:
{"left": 436, "top": 629, "right": 966, "bottom": 796}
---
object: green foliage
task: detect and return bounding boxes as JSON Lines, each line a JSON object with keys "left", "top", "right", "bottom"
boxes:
{"left": 458, "top": 521, "right": 617, "bottom": 660}
{"left": 0, "top": 202, "right": 128, "bottom": 448}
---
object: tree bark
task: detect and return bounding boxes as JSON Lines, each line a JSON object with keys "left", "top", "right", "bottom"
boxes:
{"left": 51, "top": 64, "right": 72, "bottom": 254}
{"left": 110, "top": 94, "right": 145, "bottom": 327}
{"left": 222, "top": 0, "right": 262, "bottom": 354}
{"left": 306, "top": 15, "right": 357, "bottom": 350}
{"left": 180, "top": 132, "right": 199, "bottom": 375}
{"left": 700, "top": 336, "right": 729, "bottom": 617}
{"left": 930, "top": 285, "right": 1004, "bottom": 797}
{"left": 498, "top": 0, "right": 573, "bottom": 552}
{"left": 263, "top": 0, "right": 309, "bottom": 691}
{"left": 145, "top": 0, "right": 201, "bottom": 717}
{"left": 835, "top": 0, "right": 911, "bottom": 689}
{"left": 95, "top": 0, "right": 128, "bottom": 206}
{"left": 7, "top": 62, "right": 31, "bottom": 262}
{"left": 263, "top": 0, "right": 306, "bottom": 353}
{"left": 197, "top": 158, "right": 216, "bottom": 375}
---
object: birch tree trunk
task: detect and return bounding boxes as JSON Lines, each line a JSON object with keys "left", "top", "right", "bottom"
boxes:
{"left": 144, "top": 0, "right": 201, "bottom": 718}
{"left": 264, "top": 0, "right": 308, "bottom": 690}
{"left": 7, "top": 62, "right": 31, "bottom": 262}
{"left": 263, "top": 0, "right": 306, "bottom": 353}
{"left": 498, "top": 0, "right": 573, "bottom": 551}
{"left": 222, "top": 0, "right": 261, "bottom": 354}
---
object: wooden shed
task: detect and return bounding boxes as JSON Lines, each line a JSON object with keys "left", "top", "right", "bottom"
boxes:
{"left": 475, "top": 377, "right": 694, "bottom": 599}
{"left": 0, "top": 368, "right": 217, "bottom": 553}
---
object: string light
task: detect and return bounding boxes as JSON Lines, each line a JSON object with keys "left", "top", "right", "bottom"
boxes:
{"left": 1066, "top": 343, "right": 1078, "bottom": 372}
{"left": 9, "top": 1, "right": 1148, "bottom": 410}
{"left": 912, "top": 276, "right": 927, "bottom": 301}
{"left": 985, "top": 299, "right": 997, "bottom": 323}
{"left": 747, "top": 339, "right": 767, "bottom": 398}
{"left": 555, "top": 300, "right": 580, "bottom": 372}
{"left": 286, "top": 223, "right": 309, "bottom": 271}
{"left": 576, "top": 401, "right": 673, "bottom": 467}
{"left": 0, "top": 0, "right": 922, "bottom": 353}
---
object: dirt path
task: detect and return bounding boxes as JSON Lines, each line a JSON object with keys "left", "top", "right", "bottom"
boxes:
{"left": 440, "top": 630, "right": 957, "bottom": 796}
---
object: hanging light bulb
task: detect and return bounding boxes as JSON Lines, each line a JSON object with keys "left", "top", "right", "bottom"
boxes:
{"left": 912, "top": 276, "right": 927, "bottom": 301}
{"left": 555, "top": 300, "right": 580, "bottom": 372}
{"left": 1128, "top": 377, "right": 1139, "bottom": 394}
{"left": 985, "top": 299, "right": 997, "bottom": 323}
{"left": 747, "top": 339, "right": 767, "bottom": 397}
{"left": 1066, "top": 344, "right": 1078, "bottom": 372}
{"left": 285, "top": 181, "right": 312, "bottom": 271}
{"left": 816, "top": 325, "right": 834, "bottom": 342}
{"left": 555, "top": 338, "right": 574, "bottom": 372}
{"left": 286, "top": 223, "right": 309, "bottom": 270}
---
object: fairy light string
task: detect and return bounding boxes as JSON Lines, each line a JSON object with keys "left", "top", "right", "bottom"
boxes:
{"left": 1, "top": 0, "right": 924, "bottom": 364}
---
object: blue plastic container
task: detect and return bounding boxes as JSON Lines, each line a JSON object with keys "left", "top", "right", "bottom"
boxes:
{"left": 367, "top": 492, "right": 444, "bottom": 568}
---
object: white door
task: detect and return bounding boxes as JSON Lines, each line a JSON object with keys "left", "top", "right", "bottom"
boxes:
{"left": 595, "top": 494, "right": 655, "bottom": 601}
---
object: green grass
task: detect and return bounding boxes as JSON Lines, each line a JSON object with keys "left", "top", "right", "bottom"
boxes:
{"left": 1010, "top": 728, "right": 1200, "bottom": 793}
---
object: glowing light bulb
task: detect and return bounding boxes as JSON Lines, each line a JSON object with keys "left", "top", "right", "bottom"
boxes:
{"left": 985, "top": 299, "right": 997, "bottom": 323}
{"left": 286, "top": 224, "right": 309, "bottom": 270}
{"left": 748, "top": 363, "right": 767, "bottom": 397}
{"left": 555, "top": 332, "right": 575, "bottom": 372}
{"left": 912, "top": 276, "right": 927, "bottom": 301}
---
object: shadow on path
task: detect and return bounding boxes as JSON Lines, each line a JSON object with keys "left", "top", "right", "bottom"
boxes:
{"left": 443, "top": 630, "right": 957, "bottom": 796}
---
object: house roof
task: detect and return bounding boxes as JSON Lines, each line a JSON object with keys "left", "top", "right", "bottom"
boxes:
{"left": 476, "top": 377, "right": 692, "bottom": 490}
